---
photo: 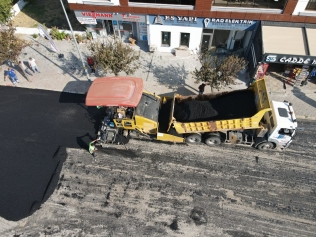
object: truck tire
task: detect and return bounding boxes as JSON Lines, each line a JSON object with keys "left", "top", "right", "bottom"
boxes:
{"left": 185, "top": 134, "right": 201, "bottom": 144}
{"left": 204, "top": 135, "right": 221, "bottom": 146}
{"left": 257, "top": 142, "right": 274, "bottom": 150}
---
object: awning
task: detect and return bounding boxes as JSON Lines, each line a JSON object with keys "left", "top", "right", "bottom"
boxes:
{"left": 262, "top": 26, "right": 308, "bottom": 56}
{"left": 306, "top": 28, "right": 316, "bottom": 56}
{"left": 261, "top": 25, "right": 316, "bottom": 65}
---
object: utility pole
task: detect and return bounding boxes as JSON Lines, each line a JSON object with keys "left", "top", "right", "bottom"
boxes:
{"left": 59, "top": 0, "right": 91, "bottom": 82}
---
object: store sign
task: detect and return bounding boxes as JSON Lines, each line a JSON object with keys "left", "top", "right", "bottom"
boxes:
{"left": 265, "top": 54, "right": 316, "bottom": 65}
{"left": 139, "top": 22, "right": 147, "bottom": 41}
{"left": 74, "top": 11, "right": 146, "bottom": 23}
{"left": 76, "top": 17, "right": 97, "bottom": 25}
{"left": 204, "top": 18, "right": 256, "bottom": 30}
{"left": 149, "top": 15, "right": 257, "bottom": 30}
{"left": 204, "top": 18, "right": 254, "bottom": 27}
{"left": 152, "top": 15, "right": 197, "bottom": 26}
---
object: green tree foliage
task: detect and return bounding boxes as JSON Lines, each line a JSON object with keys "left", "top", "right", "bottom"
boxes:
{"left": 192, "top": 50, "right": 247, "bottom": 92}
{"left": 0, "top": 0, "right": 13, "bottom": 23}
{"left": 0, "top": 22, "right": 30, "bottom": 64}
{"left": 88, "top": 39, "right": 140, "bottom": 76}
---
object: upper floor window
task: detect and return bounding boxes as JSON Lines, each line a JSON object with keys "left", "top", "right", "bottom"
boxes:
{"left": 129, "top": 0, "right": 195, "bottom": 5}
{"left": 306, "top": 0, "right": 316, "bottom": 10}
{"left": 212, "top": 0, "right": 286, "bottom": 9}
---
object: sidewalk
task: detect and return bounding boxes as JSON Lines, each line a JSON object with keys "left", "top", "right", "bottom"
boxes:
{"left": 1, "top": 34, "right": 316, "bottom": 120}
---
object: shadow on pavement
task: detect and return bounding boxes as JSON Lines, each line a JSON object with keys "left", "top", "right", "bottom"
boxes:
{"left": 292, "top": 88, "right": 316, "bottom": 109}
{"left": 0, "top": 87, "right": 99, "bottom": 221}
{"left": 158, "top": 86, "right": 198, "bottom": 97}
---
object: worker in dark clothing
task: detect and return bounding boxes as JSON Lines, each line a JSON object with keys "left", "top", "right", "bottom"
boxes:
{"left": 87, "top": 56, "right": 96, "bottom": 73}
{"left": 198, "top": 83, "right": 206, "bottom": 95}
{"left": 89, "top": 139, "right": 98, "bottom": 157}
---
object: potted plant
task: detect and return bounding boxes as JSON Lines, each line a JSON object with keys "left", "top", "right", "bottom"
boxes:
{"left": 75, "top": 34, "right": 83, "bottom": 43}
{"left": 32, "top": 33, "right": 39, "bottom": 40}
{"left": 65, "top": 33, "right": 70, "bottom": 41}
{"left": 86, "top": 30, "right": 93, "bottom": 41}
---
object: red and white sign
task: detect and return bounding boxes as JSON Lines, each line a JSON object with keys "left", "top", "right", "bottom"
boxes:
{"left": 77, "top": 17, "right": 97, "bottom": 25}
{"left": 75, "top": 11, "right": 146, "bottom": 23}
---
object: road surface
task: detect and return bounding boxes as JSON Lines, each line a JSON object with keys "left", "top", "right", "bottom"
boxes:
{"left": 1, "top": 120, "right": 315, "bottom": 236}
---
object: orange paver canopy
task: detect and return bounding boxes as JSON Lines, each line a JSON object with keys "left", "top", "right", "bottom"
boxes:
{"left": 85, "top": 76, "right": 144, "bottom": 107}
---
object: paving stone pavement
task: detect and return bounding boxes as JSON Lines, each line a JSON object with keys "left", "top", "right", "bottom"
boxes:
{"left": 1, "top": 34, "right": 316, "bottom": 120}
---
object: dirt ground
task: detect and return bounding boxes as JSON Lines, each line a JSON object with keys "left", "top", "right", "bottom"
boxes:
{"left": 1, "top": 119, "right": 315, "bottom": 236}
{"left": 12, "top": 0, "right": 84, "bottom": 31}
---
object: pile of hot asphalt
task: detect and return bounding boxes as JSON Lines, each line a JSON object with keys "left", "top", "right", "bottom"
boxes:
{"left": 159, "top": 90, "right": 256, "bottom": 132}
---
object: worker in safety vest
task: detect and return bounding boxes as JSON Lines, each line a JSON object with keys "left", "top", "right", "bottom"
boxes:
{"left": 89, "top": 139, "right": 98, "bottom": 157}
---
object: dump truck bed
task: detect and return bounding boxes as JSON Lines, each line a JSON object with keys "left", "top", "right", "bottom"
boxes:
{"left": 167, "top": 79, "right": 271, "bottom": 134}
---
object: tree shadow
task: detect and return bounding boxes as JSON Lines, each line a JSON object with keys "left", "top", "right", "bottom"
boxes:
{"left": 292, "top": 88, "right": 316, "bottom": 109}
{"left": 151, "top": 63, "right": 189, "bottom": 91}
{"left": 158, "top": 86, "right": 198, "bottom": 97}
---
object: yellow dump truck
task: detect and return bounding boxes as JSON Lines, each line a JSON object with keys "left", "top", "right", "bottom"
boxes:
{"left": 86, "top": 76, "right": 297, "bottom": 150}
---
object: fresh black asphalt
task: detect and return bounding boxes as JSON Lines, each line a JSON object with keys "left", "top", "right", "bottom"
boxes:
{"left": 0, "top": 86, "right": 99, "bottom": 221}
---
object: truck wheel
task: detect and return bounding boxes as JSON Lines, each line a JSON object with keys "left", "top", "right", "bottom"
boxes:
{"left": 257, "top": 142, "right": 274, "bottom": 150}
{"left": 185, "top": 134, "right": 201, "bottom": 144}
{"left": 204, "top": 135, "right": 221, "bottom": 146}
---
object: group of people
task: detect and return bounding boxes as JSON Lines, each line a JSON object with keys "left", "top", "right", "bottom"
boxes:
{"left": 5, "top": 57, "right": 40, "bottom": 86}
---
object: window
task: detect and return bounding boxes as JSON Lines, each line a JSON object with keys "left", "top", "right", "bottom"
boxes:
{"left": 180, "top": 33, "right": 190, "bottom": 47}
{"left": 306, "top": 0, "right": 316, "bottom": 10}
{"left": 212, "top": 0, "right": 286, "bottom": 9}
{"left": 278, "top": 128, "right": 294, "bottom": 136}
{"left": 129, "top": 0, "right": 195, "bottom": 5}
{"left": 162, "top": 32, "right": 171, "bottom": 46}
{"left": 277, "top": 108, "right": 288, "bottom": 118}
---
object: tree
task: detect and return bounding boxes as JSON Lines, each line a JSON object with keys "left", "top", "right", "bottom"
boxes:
{"left": 88, "top": 39, "right": 140, "bottom": 76}
{"left": 0, "top": 0, "right": 13, "bottom": 23}
{"left": 192, "top": 50, "right": 247, "bottom": 92}
{"left": 0, "top": 22, "right": 30, "bottom": 64}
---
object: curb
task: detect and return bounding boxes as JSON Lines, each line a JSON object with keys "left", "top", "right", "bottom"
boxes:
{"left": 296, "top": 115, "right": 316, "bottom": 121}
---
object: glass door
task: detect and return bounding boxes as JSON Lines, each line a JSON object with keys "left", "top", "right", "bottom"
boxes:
{"left": 201, "top": 33, "right": 213, "bottom": 51}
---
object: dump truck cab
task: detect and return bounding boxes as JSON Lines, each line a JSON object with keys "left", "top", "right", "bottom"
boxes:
{"left": 264, "top": 100, "right": 297, "bottom": 149}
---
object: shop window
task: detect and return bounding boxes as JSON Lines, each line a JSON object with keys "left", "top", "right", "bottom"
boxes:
{"left": 212, "top": 0, "right": 286, "bottom": 9}
{"left": 306, "top": 0, "right": 316, "bottom": 10}
{"left": 129, "top": 0, "right": 195, "bottom": 5}
{"left": 161, "top": 32, "right": 171, "bottom": 47}
{"left": 180, "top": 33, "right": 190, "bottom": 47}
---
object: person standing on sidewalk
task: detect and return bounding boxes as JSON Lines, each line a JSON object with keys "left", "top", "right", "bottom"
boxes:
{"left": 19, "top": 61, "right": 33, "bottom": 82}
{"left": 87, "top": 56, "right": 96, "bottom": 73}
{"left": 198, "top": 83, "right": 206, "bottom": 95}
{"left": 6, "top": 68, "right": 20, "bottom": 86}
{"left": 28, "top": 57, "right": 41, "bottom": 73}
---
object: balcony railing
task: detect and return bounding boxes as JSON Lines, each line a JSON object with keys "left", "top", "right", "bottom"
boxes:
{"left": 212, "top": 0, "right": 286, "bottom": 9}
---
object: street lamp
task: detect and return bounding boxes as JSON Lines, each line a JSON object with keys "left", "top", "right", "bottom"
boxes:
{"left": 59, "top": 0, "right": 91, "bottom": 82}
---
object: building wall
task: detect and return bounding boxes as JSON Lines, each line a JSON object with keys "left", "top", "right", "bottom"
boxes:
{"left": 149, "top": 25, "right": 202, "bottom": 53}
{"left": 68, "top": 2, "right": 315, "bottom": 23}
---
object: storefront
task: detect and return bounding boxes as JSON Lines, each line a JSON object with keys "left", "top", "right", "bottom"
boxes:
{"left": 74, "top": 11, "right": 147, "bottom": 42}
{"left": 148, "top": 15, "right": 257, "bottom": 54}
{"left": 255, "top": 24, "right": 316, "bottom": 86}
